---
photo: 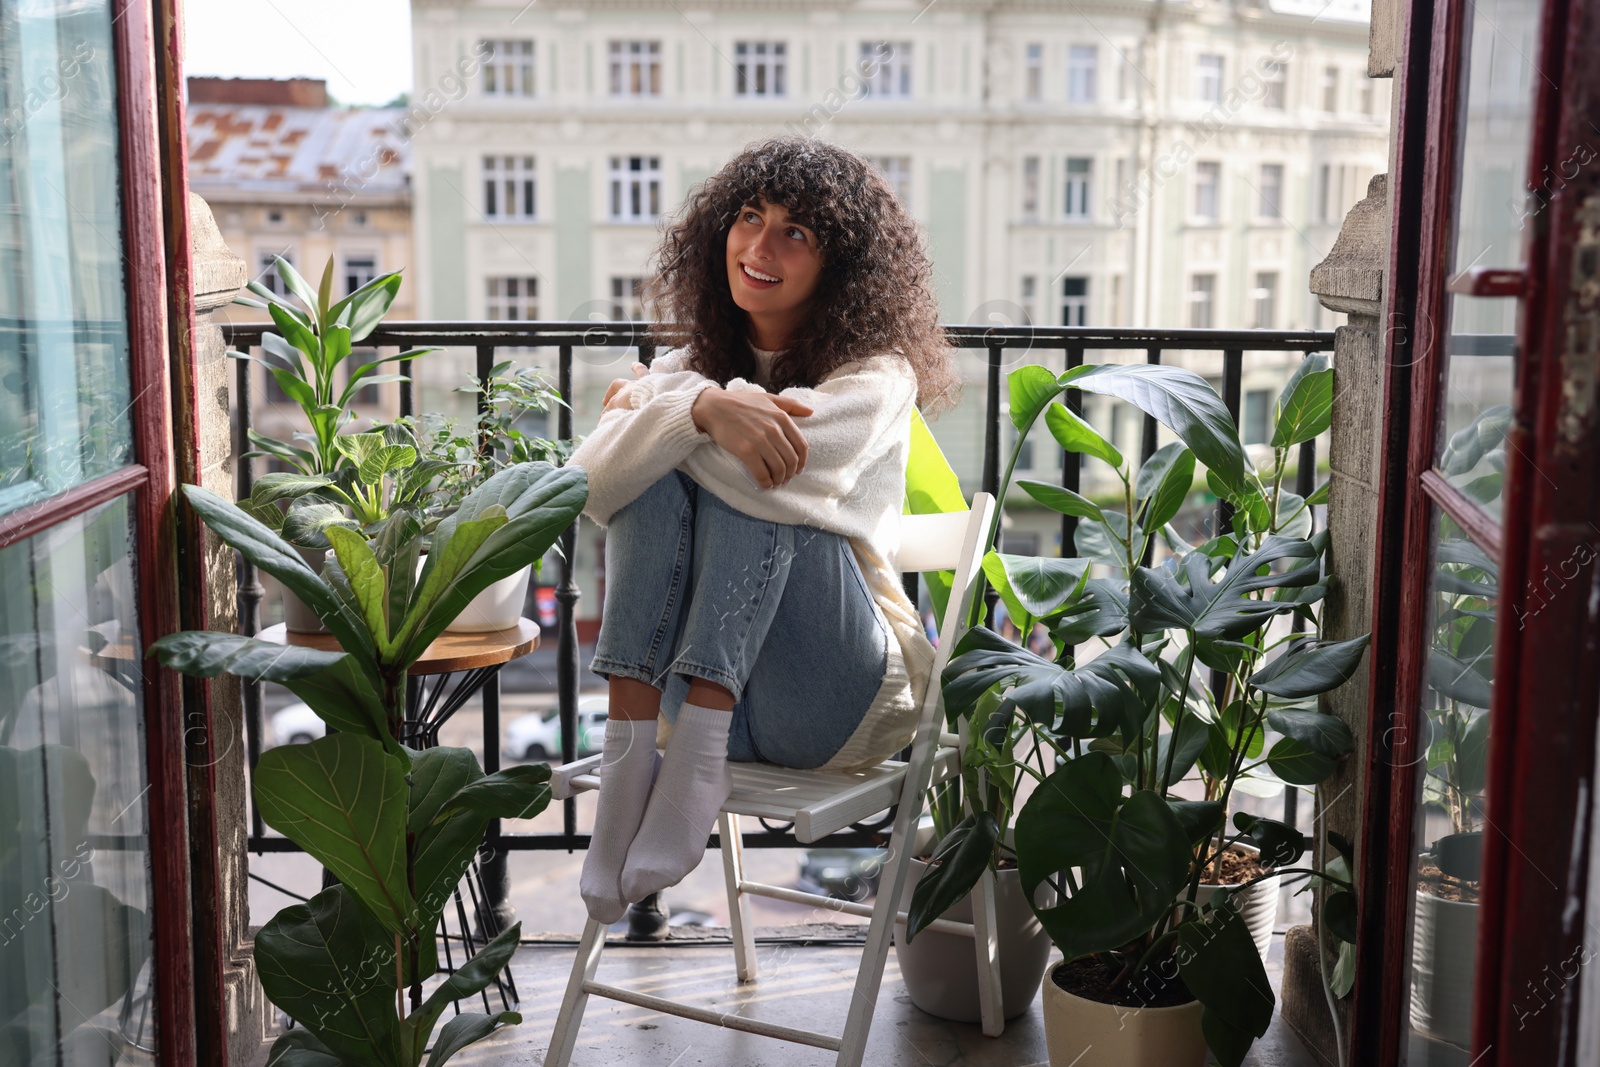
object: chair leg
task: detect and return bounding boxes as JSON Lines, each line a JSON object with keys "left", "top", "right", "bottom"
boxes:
{"left": 719, "top": 811, "right": 757, "bottom": 982}
{"left": 834, "top": 842, "right": 914, "bottom": 1067}
{"left": 544, "top": 916, "right": 607, "bottom": 1067}
{"left": 971, "top": 867, "right": 1004, "bottom": 1037}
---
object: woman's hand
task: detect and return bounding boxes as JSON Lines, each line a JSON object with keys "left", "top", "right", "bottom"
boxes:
{"left": 601, "top": 362, "right": 651, "bottom": 413}
{"left": 691, "top": 388, "right": 812, "bottom": 488}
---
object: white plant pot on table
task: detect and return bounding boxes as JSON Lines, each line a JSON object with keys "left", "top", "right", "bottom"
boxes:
{"left": 415, "top": 555, "right": 533, "bottom": 633}
{"left": 1041, "top": 961, "right": 1208, "bottom": 1067}
{"left": 1192, "top": 843, "right": 1281, "bottom": 958}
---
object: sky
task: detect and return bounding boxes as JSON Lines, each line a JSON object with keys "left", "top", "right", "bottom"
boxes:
{"left": 183, "top": 0, "right": 414, "bottom": 106}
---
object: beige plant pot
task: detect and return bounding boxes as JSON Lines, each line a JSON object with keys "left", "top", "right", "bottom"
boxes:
{"left": 1410, "top": 889, "right": 1478, "bottom": 1046}
{"left": 893, "top": 857, "right": 1055, "bottom": 1022}
{"left": 1193, "top": 844, "right": 1281, "bottom": 958}
{"left": 1041, "top": 961, "right": 1208, "bottom": 1067}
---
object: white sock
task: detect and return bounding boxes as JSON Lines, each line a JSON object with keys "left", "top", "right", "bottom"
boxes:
{"left": 620, "top": 702, "right": 734, "bottom": 902}
{"left": 579, "top": 717, "right": 662, "bottom": 925}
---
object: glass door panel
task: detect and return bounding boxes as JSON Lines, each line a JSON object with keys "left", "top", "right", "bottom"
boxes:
{"left": 0, "top": 496, "right": 156, "bottom": 1063}
{"left": 1434, "top": 0, "right": 1539, "bottom": 521}
{"left": 0, "top": 0, "right": 131, "bottom": 516}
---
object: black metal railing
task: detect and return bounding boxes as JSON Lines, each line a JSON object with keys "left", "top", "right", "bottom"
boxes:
{"left": 222, "top": 321, "right": 1337, "bottom": 865}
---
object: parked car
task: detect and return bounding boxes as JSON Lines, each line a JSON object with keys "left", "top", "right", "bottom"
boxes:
{"left": 797, "top": 848, "right": 885, "bottom": 901}
{"left": 270, "top": 702, "right": 325, "bottom": 747}
{"left": 506, "top": 696, "right": 609, "bottom": 762}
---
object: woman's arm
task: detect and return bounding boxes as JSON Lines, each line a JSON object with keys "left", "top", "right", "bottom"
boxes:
{"left": 677, "top": 355, "right": 917, "bottom": 535}
{"left": 566, "top": 377, "right": 722, "bottom": 527}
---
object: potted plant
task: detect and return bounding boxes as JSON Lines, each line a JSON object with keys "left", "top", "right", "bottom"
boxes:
{"left": 376, "top": 361, "right": 571, "bottom": 632}
{"left": 925, "top": 355, "right": 1364, "bottom": 1066}
{"left": 229, "top": 254, "right": 437, "bottom": 632}
{"left": 150, "top": 460, "right": 586, "bottom": 1065}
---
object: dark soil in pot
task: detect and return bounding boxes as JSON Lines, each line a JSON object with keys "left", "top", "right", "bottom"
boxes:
{"left": 1199, "top": 843, "right": 1270, "bottom": 885}
{"left": 1418, "top": 859, "right": 1481, "bottom": 903}
{"left": 1051, "top": 953, "right": 1197, "bottom": 1009}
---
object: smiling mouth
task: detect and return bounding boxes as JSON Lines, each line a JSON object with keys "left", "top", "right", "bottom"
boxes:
{"left": 741, "top": 263, "right": 781, "bottom": 284}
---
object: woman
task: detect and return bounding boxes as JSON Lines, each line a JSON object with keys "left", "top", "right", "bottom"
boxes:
{"left": 565, "top": 137, "right": 959, "bottom": 925}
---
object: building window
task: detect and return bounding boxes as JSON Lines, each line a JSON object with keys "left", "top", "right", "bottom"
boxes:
{"left": 1262, "top": 61, "right": 1286, "bottom": 109}
{"left": 1022, "top": 156, "right": 1041, "bottom": 219}
{"left": 1194, "top": 162, "right": 1220, "bottom": 221}
{"left": 1253, "top": 271, "right": 1279, "bottom": 328}
{"left": 1359, "top": 78, "right": 1375, "bottom": 115}
{"left": 608, "top": 155, "right": 662, "bottom": 221}
{"left": 1189, "top": 274, "right": 1215, "bottom": 328}
{"left": 1110, "top": 274, "right": 1124, "bottom": 325}
{"left": 1064, "top": 157, "right": 1092, "bottom": 220}
{"left": 1010, "top": 428, "right": 1036, "bottom": 474}
{"left": 258, "top": 252, "right": 293, "bottom": 298}
{"left": 342, "top": 255, "right": 377, "bottom": 296}
{"left": 1258, "top": 163, "right": 1284, "bottom": 219}
{"left": 484, "top": 155, "right": 537, "bottom": 219}
{"left": 482, "top": 40, "right": 535, "bottom": 97}
{"left": 610, "top": 277, "right": 645, "bottom": 320}
{"left": 735, "top": 41, "right": 787, "bottom": 97}
{"left": 487, "top": 276, "right": 539, "bottom": 319}
{"left": 609, "top": 40, "right": 662, "bottom": 98}
{"left": 1243, "top": 388, "right": 1272, "bottom": 445}
{"left": 1196, "top": 53, "right": 1223, "bottom": 104}
{"left": 1319, "top": 163, "right": 1332, "bottom": 221}
{"left": 347, "top": 348, "right": 381, "bottom": 405}
{"left": 1024, "top": 43, "right": 1043, "bottom": 100}
{"left": 861, "top": 41, "right": 912, "bottom": 98}
{"left": 870, "top": 156, "right": 912, "bottom": 206}
{"left": 1061, "top": 276, "right": 1088, "bottom": 327}
{"left": 1322, "top": 65, "right": 1339, "bottom": 112}
{"left": 1021, "top": 275, "right": 1038, "bottom": 324}
{"left": 1117, "top": 53, "right": 1133, "bottom": 102}
{"left": 1067, "top": 45, "right": 1097, "bottom": 103}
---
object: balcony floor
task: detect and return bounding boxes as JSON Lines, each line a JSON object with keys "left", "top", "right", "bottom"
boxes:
{"left": 434, "top": 926, "right": 1328, "bottom": 1067}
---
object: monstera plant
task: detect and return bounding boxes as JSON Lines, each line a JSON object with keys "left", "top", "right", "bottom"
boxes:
{"left": 150, "top": 461, "right": 587, "bottom": 1066}
{"left": 909, "top": 355, "right": 1366, "bottom": 1066}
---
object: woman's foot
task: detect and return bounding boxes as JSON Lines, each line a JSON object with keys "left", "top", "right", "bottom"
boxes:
{"left": 620, "top": 702, "right": 733, "bottom": 902}
{"left": 579, "top": 717, "right": 663, "bottom": 925}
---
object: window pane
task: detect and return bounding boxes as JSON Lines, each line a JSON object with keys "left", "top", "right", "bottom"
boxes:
{"left": 0, "top": 495, "right": 157, "bottom": 1063}
{"left": 1435, "top": 0, "right": 1538, "bottom": 524}
{"left": 1402, "top": 508, "right": 1497, "bottom": 1063}
{"left": 0, "top": 2, "right": 132, "bottom": 518}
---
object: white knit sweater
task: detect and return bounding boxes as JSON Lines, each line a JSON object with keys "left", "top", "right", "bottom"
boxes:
{"left": 566, "top": 345, "right": 936, "bottom": 772}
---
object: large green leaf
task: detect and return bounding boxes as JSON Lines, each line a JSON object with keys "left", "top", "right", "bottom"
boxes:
{"left": 439, "top": 764, "right": 553, "bottom": 822}
{"left": 326, "top": 525, "right": 391, "bottom": 650}
{"left": 1265, "top": 737, "right": 1338, "bottom": 785}
{"left": 1046, "top": 578, "right": 1129, "bottom": 646}
{"left": 1017, "top": 479, "right": 1104, "bottom": 522}
{"left": 1428, "top": 647, "right": 1492, "bottom": 709}
{"left": 181, "top": 484, "right": 375, "bottom": 661}
{"left": 1135, "top": 443, "right": 1195, "bottom": 532}
{"left": 251, "top": 472, "right": 334, "bottom": 506}
{"left": 423, "top": 1012, "right": 521, "bottom": 1067}
{"left": 331, "top": 272, "right": 404, "bottom": 343}
{"left": 255, "top": 886, "right": 405, "bottom": 1067}
{"left": 254, "top": 734, "right": 414, "bottom": 933}
{"left": 1066, "top": 363, "right": 1245, "bottom": 490}
{"left": 1008, "top": 365, "right": 1067, "bottom": 430}
{"left": 1177, "top": 906, "right": 1274, "bottom": 1049}
{"left": 1043, "top": 402, "right": 1123, "bottom": 469}
{"left": 1015, "top": 753, "right": 1190, "bottom": 959}
{"left": 263, "top": 1029, "right": 346, "bottom": 1067}
{"left": 1074, "top": 511, "right": 1141, "bottom": 572}
{"left": 1270, "top": 354, "right": 1333, "bottom": 448}
{"left": 982, "top": 552, "right": 1089, "bottom": 622}
{"left": 906, "top": 812, "right": 1000, "bottom": 942}
{"left": 1266, "top": 709, "right": 1356, "bottom": 759}
{"left": 148, "top": 631, "right": 346, "bottom": 682}
{"left": 903, "top": 406, "right": 965, "bottom": 619}
{"left": 402, "top": 923, "right": 524, "bottom": 1064}
{"left": 1128, "top": 536, "right": 1322, "bottom": 643}
{"left": 1249, "top": 635, "right": 1371, "bottom": 698}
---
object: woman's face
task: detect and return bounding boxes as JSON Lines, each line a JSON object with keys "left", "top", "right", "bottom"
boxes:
{"left": 725, "top": 199, "right": 823, "bottom": 346}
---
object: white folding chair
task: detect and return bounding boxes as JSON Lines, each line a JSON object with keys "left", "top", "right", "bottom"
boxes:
{"left": 543, "top": 493, "right": 999, "bottom": 1067}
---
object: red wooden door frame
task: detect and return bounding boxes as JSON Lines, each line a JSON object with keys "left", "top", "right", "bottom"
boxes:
{"left": 1354, "top": 0, "right": 1599, "bottom": 1060}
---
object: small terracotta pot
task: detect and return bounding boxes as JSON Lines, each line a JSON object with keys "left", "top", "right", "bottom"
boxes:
{"left": 1041, "top": 961, "right": 1208, "bottom": 1067}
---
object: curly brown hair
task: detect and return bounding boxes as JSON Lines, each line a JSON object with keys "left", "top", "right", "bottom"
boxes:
{"left": 645, "top": 137, "right": 960, "bottom": 415}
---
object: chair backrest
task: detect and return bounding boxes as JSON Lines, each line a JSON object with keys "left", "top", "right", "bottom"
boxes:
{"left": 900, "top": 493, "right": 996, "bottom": 691}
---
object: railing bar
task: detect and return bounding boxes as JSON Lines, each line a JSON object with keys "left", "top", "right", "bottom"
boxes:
{"left": 556, "top": 343, "right": 581, "bottom": 847}
{"left": 1218, "top": 349, "right": 1244, "bottom": 541}
{"left": 399, "top": 355, "right": 414, "bottom": 419}
{"left": 1140, "top": 347, "right": 1160, "bottom": 568}
{"left": 235, "top": 348, "right": 265, "bottom": 841}
{"left": 982, "top": 342, "right": 1002, "bottom": 628}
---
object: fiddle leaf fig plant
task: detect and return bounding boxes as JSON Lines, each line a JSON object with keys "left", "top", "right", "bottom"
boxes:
{"left": 149, "top": 461, "right": 587, "bottom": 1066}
{"left": 908, "top": 355, "right": 1365, "bottom": 1067}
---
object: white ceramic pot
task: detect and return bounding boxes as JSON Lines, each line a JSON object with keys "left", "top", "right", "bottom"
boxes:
{"left": 1410, "top": 889, "right": 1478, "bottom": 1046}
{"left": 1041, "top": 961, "right": 1208, "bottom": 1067}
{"left": 893, "top": 857, "right": 1056, "bottom": 1022}
{"left": 416, "top": 557, "right": 532, "bottom": 634}
{"left": 283, "top": 544, "right": 331, "bottom": 634}
{"left": 1193, "top": 844, "right": 1281, "bottom": 958}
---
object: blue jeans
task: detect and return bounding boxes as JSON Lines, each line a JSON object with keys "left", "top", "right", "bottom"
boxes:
{"left": 590, "top": 471, "right": 889, "bottom": 769}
